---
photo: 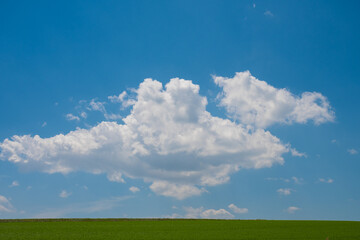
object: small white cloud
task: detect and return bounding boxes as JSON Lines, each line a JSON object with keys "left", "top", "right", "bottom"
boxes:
{"left": 59, "top": 190, "right": 71, "bottom": 198}
{"left": 88, "top": 99, "right": 106, "bottom": 113}
{"left": 129, "top": 186, "right": 140, "bottom": 193}
{"left": 286, "top": 206, "right": 300, "bottom": 214}
{"left": 290, "top": 148, "right": 307, "bottom": 158}
{"left": 163, "top": 213, "right": 182, "bottom": 219}
{"left": 264, "top": 10, "right": 274, "bottom": 17}
{"left": 228, "top": 204, "right": 248, "bottom": 214}
{"left": 331, "top": 139, "right": 337, "bottom": 143}
{"left": 83, "top": 185, "right": 88, "bottom": 190}
{"left": 253, "top": 3, "right": 256, "bottom": 8}
{"left": 319, "top": 178, "right": 334, "bottom": 184}
{"left": 265, "top": 177, "right": 288, "bottom": 182}
{"left": 0, "top": 195, "right": 15, "bottom": 213}
{"left": 348, "top": 149, "right": 358, "bottom": 155}
{"left": 27, "top": 186, "right": 32, "bottom": 190}
{"left": 9, "top": 181, "right": 19, "bottom": 187}
{"left": 66, "top": 113, "right": 80, "bottom": 121}
{"left": 88, "top": 98, "right": 122, "bottom": 121}
{"left": 42, "top": 122, "right": 47, "bottom": 127}
{"left": 277, "top": 188, "right": 292, "bottom": 195}
{"left": 80, "top": 112, "right": 87, "bottom": 119}
{"left": 150, "top": 181, "right": 206, "bottom": 200}
{"left": 201, "top": 208, "right": 234, "bottom": 219}
{"left": 292, "top": 176, "right": 303, "bottom": 184}
{"left": 108, "top": 91, "right": 136, "bottom": 109}
{"left": 183, "top": 206, "right": 234, "bottom": 219}
{"left": 108, "top": 91, "right": 127, "bottom": 103}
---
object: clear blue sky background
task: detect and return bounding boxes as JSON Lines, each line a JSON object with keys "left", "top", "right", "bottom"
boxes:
{"left": 0, "top": 0, "right": 359, "bottom": 220}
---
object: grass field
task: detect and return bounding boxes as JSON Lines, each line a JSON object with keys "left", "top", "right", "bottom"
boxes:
{"left": 0, "top": 219, "right": 359, "bottom": 240}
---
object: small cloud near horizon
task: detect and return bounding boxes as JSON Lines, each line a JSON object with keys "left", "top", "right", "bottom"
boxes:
{"left": 286, "top": 206, "right": 300, "bottom": 214}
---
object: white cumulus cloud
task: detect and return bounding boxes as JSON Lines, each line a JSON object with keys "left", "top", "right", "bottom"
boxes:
{"left": 129, "top": 186, "right": 140, "bottom": 193}
{"left": 183, "top": 206, "right": 234, "bottom": 219}
{"left": 228, "top": 203, "right": 248, "bottom": 214}
{"left": 0, "top": 72, "right": 334, "bottom": 199}
{"left": 201, "top": 208, "right": 234, "bottom": 219}
{"left": 214, "top": 71, "right": 334, "bottom": 128}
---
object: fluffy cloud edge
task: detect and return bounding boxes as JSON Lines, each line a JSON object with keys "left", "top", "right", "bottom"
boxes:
{"left": 0, "top": 72, "right": 334, "bottom": 199}
{"left": 214, "top": 71, "right": 334, "bottom": 128}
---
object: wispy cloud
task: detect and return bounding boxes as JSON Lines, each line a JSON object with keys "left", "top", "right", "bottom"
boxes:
{"left": 66, "top": 113, "right": 80, "bottom": 121}
{"left": 277, "top": 188, "right": 292, "bottom": 195}
{"left": 108, "top": 91, "right": 127, "bottom": 103}
{"left": 80, "top": 112, "right": 87, "bottom": 119}
{"left": 290, "top": 148, "right": 307, "bottom": 158}
{"left": 88, "top": 99, "right": 106, "bottom": 113}
{"left": 0, "top": 195, "right": 15, "bottom": 213}
{"left": 319, "top": 178, "right": 334, "bottom": 183}
{"left": 291, "top": 176, "right": 303, "bottom": 184}
{"left": 34, "top": 196, "right": 132, "bottom": 218}
{"left": 9, "top": 180, "right": 19, "bottom": 187}
{"left": 264, "top": 10, "right": 274, "bottom": 17}
{"left": 348, "top": 148, "right": 358, "bottom": 155}
{"left": 265, "top": 176, "right": 303, "bottom": 184}
{"left": 59, "top": 190, "right": 71, "bottom": 198}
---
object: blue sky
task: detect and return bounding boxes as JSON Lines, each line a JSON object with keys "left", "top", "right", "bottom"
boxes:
{"left": 0, "top": 0, "right": 359, "bottom": 220}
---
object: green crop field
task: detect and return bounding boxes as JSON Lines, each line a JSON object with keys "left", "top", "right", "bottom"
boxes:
{"left": 0, "top": 219, "right": 359, "bottom": 240}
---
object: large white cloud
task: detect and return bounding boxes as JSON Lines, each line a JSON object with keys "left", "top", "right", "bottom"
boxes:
{"left": 214, "top": 71, "right": 334, "bottom": 128}
{"left": 0, "top": 72, "right": 333, "bottom": 199}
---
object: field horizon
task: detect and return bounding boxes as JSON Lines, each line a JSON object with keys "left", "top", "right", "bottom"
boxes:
{"left": 1, "top": 218, "right": 359, "bottom": 239}
{"left": 0, "top": 218, "right": 359, "bottom": 222}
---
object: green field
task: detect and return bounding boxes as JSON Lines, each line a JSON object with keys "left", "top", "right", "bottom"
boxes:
{"left": 0, "top": 219, "right": 359, "bottom": 240}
